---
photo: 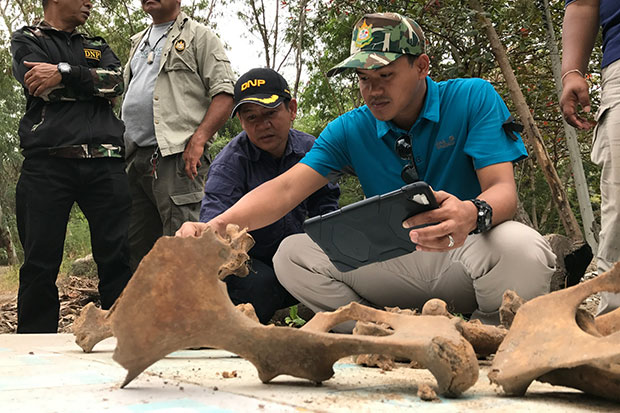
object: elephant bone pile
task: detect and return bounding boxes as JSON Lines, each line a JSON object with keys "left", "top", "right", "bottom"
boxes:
{"left": 489, "top": 261, "right": 620, "bottom": 401}
{"left": 73, "top": 225, "right": 620, "bottom": 401}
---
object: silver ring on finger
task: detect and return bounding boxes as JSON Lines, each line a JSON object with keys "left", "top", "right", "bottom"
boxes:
{"left": 447, "top": 234, "right": 455, "bottom": 248}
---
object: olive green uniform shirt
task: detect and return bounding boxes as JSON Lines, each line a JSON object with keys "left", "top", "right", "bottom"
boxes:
{"left": 123, "top": 12, "right": 235, "bottom": 157}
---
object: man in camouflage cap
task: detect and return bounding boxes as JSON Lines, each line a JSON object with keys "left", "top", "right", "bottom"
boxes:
{"left": 11, "top": 0, "right": 132, "bottom": 333}
{"left": 178, "top": 12, "right": 556, "bottom": 332}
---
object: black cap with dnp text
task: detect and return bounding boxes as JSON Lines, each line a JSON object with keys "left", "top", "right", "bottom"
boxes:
{"left": 231, "top": 68, "right": 292, "bottom": 117}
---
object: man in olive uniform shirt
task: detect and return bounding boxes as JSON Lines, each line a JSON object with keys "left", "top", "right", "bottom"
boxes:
{"left": 122, "top": 0, "right": 235, "bottom": 271}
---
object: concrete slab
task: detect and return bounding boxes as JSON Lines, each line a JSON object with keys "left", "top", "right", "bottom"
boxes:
{"left": 0, "top": 333, "right": 617, "bottom": 412}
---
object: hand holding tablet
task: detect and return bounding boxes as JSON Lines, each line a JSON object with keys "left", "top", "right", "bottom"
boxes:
{"left": 303, "top": 182, "right": 438, "bottom": 272}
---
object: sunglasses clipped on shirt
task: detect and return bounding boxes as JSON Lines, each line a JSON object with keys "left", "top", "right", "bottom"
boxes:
{"left": 395, "top": 134, "right": 420, "bottom": 184}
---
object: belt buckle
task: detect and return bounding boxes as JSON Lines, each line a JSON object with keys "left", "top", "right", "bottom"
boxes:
{"left": 82, "top": 144, "right": 92, "bottom": 158}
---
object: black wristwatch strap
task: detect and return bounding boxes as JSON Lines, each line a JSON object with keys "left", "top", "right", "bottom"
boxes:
{"left": 469, "top": 198, "right": 493, "bottom": 234}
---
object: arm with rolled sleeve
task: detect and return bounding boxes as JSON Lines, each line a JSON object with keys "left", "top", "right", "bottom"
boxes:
{"left": 182, "top": 26, "right": 235, "bottom": 179}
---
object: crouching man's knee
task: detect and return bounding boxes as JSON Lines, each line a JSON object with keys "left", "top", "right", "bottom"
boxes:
{"left": 469, "top": 221, "right": 556, "bottom": 320}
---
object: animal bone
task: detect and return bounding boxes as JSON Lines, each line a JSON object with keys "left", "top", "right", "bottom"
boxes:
{"left": 299, "top": 302, "right": 479, "bottom": 396}
{"left": 489, "top": 262, "right": 620, "bottom": 401}
{"left": 498, "top": 290, "right": 525, "bottom": 329}
{"left": 73, "top": 225, "right": 479, "bottom": 397}
{"left": 420, "top": 299, "right": 507, "bottom": 357}
{"left": 73, "top": 301, "right": 112, "bottom": 353}
{"left": 73, "top": 301, "right": 261, "bottom": 352}
{"left": 596, "top": 307, "right": 620, "bottom": 336}
{"left": 352, "top": 299, "right": 507, "bottom": 360}
{"left": 73, "top": 224, "right": 255, "bottom": 352}
{"left": 352, "top": 321, "right": 396, "bottom": 370}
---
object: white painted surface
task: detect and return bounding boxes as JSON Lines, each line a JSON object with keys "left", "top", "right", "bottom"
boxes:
{"left": 0, "top": 334, "right": 615, "bottom": 412}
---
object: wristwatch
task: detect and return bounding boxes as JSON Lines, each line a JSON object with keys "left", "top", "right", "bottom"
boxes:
{"left": 57, "top": 62, "right": 71, "bottom": 79}
{"left": 469, "top": 199, "right": 493, "bottom": 234}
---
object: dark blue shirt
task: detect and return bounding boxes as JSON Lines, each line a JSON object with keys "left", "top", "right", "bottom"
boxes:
{"left": 600, "top": 0, "right": 620, "bottom": 68}
{"left": 200, "top": 128, "right": 340, "bottom": 261}
{"left": 566, "top": 0, "right": 620, "bottom": 68}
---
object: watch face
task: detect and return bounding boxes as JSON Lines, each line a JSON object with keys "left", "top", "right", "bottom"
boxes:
{"left": 58, "top": 63, "right": 71, "bottom": 74}
{"left": 481, "top": 204, "right": 492, "bottom": 229}
{"left": 484, "top": 213, "right": 492, "bottom": 226}
{"left": 472, "top": 199, "right": 492, "bottom": 233}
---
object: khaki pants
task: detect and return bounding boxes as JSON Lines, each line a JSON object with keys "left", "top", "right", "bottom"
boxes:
{"left": 126, "top": 146, "right": 210, "bottom": 272}
{"left": 274, "top": 221, "right": 555, "bottom": 332}
{"left": 593, "top": 59, "right": 620, "bottom": 313}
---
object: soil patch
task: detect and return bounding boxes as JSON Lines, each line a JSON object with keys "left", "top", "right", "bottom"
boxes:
{"left": 0, "top": 274, "right": 100, "bottom": 334}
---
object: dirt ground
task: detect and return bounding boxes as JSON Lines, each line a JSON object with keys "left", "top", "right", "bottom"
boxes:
{"left": 0, "top": 270, "right": 100, "bottom": 334}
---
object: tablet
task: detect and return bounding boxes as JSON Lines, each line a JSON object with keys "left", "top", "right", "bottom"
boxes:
{"left": 303, "top": 181, "right": 438, "bottom": 272}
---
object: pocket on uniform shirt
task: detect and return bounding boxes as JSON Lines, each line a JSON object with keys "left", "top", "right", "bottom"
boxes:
{"left": 212, "top": 51, "right": 234, "bottom": 78}
{"left": 213, "top": 51, "right": 231, "bottom": 64}
{"left": 170, "top": 191, "right": 203, "bottom": 206}
{"left": 168, "top": 191, "right": 204, "bottom": 234}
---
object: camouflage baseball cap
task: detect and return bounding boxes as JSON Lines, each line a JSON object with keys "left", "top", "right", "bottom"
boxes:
{"left": 326, "top": 12, "right": 426, "bottom": 77}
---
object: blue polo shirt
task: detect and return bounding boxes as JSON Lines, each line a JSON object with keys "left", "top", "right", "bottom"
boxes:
{"left": 565, "top": 0, "right": 620, "bottom": 68}
{"left": 201, "top": 128, "right": 340, "bottom": 261}
{"left": 301, "top": 77, "right": 527, "bottom": 200}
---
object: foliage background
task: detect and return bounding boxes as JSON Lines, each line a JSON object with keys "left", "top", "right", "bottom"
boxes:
{"left": 0, "top": 0, "right": 602, "bottom": 267}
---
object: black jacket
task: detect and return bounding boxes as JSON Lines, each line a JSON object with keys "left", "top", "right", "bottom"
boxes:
{"left": 11, "top": 21, "right": 125, "bottom": 158}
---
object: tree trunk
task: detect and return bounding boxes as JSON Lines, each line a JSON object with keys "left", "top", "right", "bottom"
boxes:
{"left": 540, "top": 0, "right": 598, "bottom": 251}
{"left": 248, "top": 0, "right": 272, "bottom": 68}
{"left": 293, "top": 0, "right": 309, "bottom": 98}
{"left": 469, "top": 0, "right": 583, "bottom": 242}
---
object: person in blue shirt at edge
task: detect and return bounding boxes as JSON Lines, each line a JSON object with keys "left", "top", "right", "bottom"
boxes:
{"left": 178, "top": 12, "right": 556, "bottom": 332}
{"left": 198, "top": 67, "right": 341, "bottom": 324}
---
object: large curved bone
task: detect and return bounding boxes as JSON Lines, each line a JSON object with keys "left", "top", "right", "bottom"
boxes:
{"left": 300, "top": 302, "right": 479, "bottom": 396}
{"left": 489, "top": 262, "right": 620, "bottom": 401}
{"left": 73, "top": 225, "right": 255, "bottom": 353}
{"left": 74, "top": 225, "right": 479, "bottom": 397}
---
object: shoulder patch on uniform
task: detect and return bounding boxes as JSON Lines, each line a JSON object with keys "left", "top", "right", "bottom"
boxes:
{"left": 84, "top": 48, "right": 101, "bottom": 61}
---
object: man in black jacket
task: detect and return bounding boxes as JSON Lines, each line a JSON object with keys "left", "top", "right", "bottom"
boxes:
{"left": 11, "top": 0, "right": 132, "bottom": 333}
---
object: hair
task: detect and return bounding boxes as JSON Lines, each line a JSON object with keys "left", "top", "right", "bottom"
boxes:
{"left": 42, "top": 0, "right": 49, "bottom": 9}
{"left": 405, "top": 54, "right": 420, "bottom": 66}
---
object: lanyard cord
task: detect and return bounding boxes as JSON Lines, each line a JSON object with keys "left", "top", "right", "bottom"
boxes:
{"left": 141, "top": 22, "right": 175, "bottom": 64}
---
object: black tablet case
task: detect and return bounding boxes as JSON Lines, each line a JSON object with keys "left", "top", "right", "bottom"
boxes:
{"left": 303, "top": 182, "right": 438, "bottom": 272}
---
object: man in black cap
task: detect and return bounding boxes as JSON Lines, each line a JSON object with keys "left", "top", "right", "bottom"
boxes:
{"left": 198, "top": 68, "right": 340, "bottom": 323}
